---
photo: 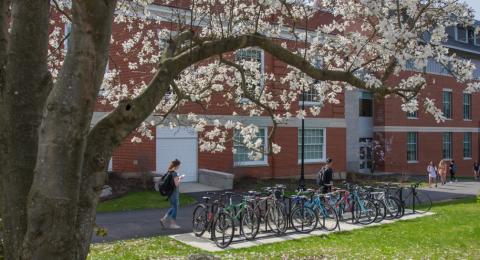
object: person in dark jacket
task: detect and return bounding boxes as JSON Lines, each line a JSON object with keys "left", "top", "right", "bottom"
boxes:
{"left": 449, "top": 160, "right": 457, "bottom": 183}
{"left": 318, "top": 158, "right": 334, "bottom": 194}
{"left": 473, "top": 162, "right": 479, "bottom": 180}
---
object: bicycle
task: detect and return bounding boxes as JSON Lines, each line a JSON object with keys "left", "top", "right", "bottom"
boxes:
{"left": 289, "top": 191, "right": 318, "bottom": 233}
{"left": 302, "top": 189, "right": 339, "bottom": 231}
{"left": 402, "top": 182, "right": 432, "bottom": 213}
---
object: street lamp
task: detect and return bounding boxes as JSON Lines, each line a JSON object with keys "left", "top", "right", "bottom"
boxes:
{"left": 298, "top": 84, "right": 306, "bottom": 190}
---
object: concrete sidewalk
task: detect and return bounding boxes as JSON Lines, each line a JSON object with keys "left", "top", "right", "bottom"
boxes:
{"left": 92, "top": 180, "right": 479, "bottom": 244}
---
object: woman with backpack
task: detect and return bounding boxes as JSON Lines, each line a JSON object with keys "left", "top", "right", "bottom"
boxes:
{"left": 427, "top": 161, "right": 437, "bottom": 188}
{"left": 160, "top": 159, "right": 183, "bottom": 229}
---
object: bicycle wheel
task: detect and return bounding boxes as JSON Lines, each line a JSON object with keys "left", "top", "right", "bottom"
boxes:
{"left": 240, "top": 205, "right": 260, "bottom": 240}
{"left": 415, "top": 190, "right": 432, "bottom": 212}
{"left": 212, "top": 212, "right": 235, "bottom": 248}
{"left": 384, "top": 196, "right": 401, "bottom": 220}
{"left": 192, "top": 204, "right": 208, "bottom": 237}
{"left": 316, "top": 204, "right": 339, "bottom": 231}
{"left": 354, "top": 199, "right": 377, "bottom": 225}
{"left": 266, "top": 202, "right": 288, "bottom": 235}
{"left": 372, "top": 199, "right": 386, "bottom": 223}
{"left": 291, "top": 206, "right": 317, "bottom": 233}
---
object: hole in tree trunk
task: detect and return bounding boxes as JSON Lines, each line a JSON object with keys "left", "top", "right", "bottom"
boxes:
{"left": 125, "top": 104, "right": 131, "bottom": 111}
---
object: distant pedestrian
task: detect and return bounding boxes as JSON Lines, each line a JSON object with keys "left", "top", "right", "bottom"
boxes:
{"left": 438, "top": 160, "right": 447, "bottom": 185}
{"left": 317, "top": 158, "right": 333, "bottom": 194}
{"left": 473, "top": 162, "right": 480, "bottom": 180}
{"left": 427, "top": 161, "right": 437, "bottom": 188}
{"left": 449, "top": 160, "right": 457, "bottom": 183}
{"left": 160, "top": 159, "right": 184, "bottom": 229}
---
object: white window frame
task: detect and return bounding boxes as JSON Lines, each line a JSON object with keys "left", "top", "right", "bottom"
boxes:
{"left": 234, "top": 48, "right": 265, "bottom": 103}
{"left": 406, "top": 110, "right": 418, "bottom": 119}
{"left": 463, "top": 92, "right": 472, "bottom": 121}
{"left": 233, "top": 127, "right": 268, "bottom": 167}
{"left": 463, "top": 132, "right": 472, "bottom": 159}
{"left": 406, "top": 132, "right": 418, "bottom": 162}
{"left": 455, "top": 26, "right": 468, "bottom": 43}
{"left": 474, "top": 29, "right": 480, "bottom": 46}
{"left": 299, "top": 58, "right": 323, "bottom": 107}
{"left": 64, "top": 22, "right": 72, "bottom": 51}
{"left": 442, "top": 132, "right": 453, "bottom": 160}
{"left": 442, "top": 89, "right": 453, "bottom": 119}
{"left": 297, "top": 128, "right": 327, "bottom": 164}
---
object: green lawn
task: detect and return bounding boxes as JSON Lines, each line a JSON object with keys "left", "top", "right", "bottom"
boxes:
{"left": 96, "top": 191, "right": 197, "bottom": 213}
{"left": 89, "top": 197, "right": 480, "bottom": 259}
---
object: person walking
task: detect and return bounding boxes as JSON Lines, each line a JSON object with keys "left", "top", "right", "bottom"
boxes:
{"left": 160, "top": 159, "right": 183, "bottom": 229}
{"left": 449, "top": 160, "right": 457, "bottom": 183}
{"left": 438, "top": 160, "right": 447, "bottom": 185}
{"left": 427, "top": 161, "right": 437, "bottom": 188}
{"left": 317, "top": 158, "right": 333, "bottom": 194}
{"left": 473, "top": 162, "right": 480, "bottom": 180}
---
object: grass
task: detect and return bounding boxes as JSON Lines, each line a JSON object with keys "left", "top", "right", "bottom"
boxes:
{"left": 96, "top": 191, "right": 197, "bottom": 213}
{"left": 89, "top": 197, "right": 480, "bottom": 259}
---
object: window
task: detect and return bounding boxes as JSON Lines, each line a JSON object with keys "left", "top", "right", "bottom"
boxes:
{"left": 474, "top": 29, "right": 480, "bottom": 46}
{"left": 298, "top": 128, "right": 326, "bottom": 162}
{"left": 407, "top": 111, "right": 418, "bottom": 118}
{"left": 359, "top": 91, "right": 373, "bottom": 117}
{"left": 233, "top": 128, "right": 267, "bottom": 166}
{"left": 65, "top": 22, "right": 72, "bottom": 51}
{"left": 442, "top": 90, "right": 452, "bottom": 119}
{"left": 472, "top": 59, "right": 480, "bottom": 79}
{"left": 464, "top": 132, "right": 472, "bottom": 158}
{"left": 463, "top": 93, "right": 472, "bottom": 120}
{"left": 407, "top": 132, "right": 418, "bottom": 161}
{"left": 235, "top": 48, "right": 264, "bottom": 98}
{"left": 426, "top": 58, "right": 450, "bottom": 75}
{"left": 455, "top": 26, "right": 468, "bottom": 43}
{"left": 300, "top": 58, "right": 323, "bottom": 104}
{"left": 443, "top": 132, "right": 453, "bottom": 159}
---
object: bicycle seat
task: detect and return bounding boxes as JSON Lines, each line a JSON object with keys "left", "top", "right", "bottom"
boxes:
{"left": 202, "top": 196, "right": 210, "bottom": 202}
{"left": 248, "top": 190, "right": 261, "bottom": 196}
{"left": 224, "top": 191, "right": 235, "bottom": 196}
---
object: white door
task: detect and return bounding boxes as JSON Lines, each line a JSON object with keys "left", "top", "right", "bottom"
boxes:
{"left": 156, "top": 127, "right": 198, "bottom": 182}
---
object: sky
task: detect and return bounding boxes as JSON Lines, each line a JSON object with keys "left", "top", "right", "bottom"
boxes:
{"left": 464, "top": 0, "right": 480, "bottom": 20}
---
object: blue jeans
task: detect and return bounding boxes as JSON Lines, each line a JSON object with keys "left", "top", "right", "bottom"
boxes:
{"left": 166, "top": 190, "right": 179, "bottom": 220}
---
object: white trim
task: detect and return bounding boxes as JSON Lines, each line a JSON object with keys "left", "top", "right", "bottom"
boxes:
{"left": 298, "top": 101, "right": 322, "bottom": 107}
{"left": 91, "top": 112, "right": 347, "bottom": 128}
{"left": 374, "top": 126, "right": 479, "bottom": 133}
{"left": 147, "top": 4, "right": 319, "bottom": 42}
{"left": 233, "top": 127, "right": 269, "bottom": 167}
{"left": 406, "top": 116, "right": 418, "bottom": 120}
{"left": 407, "top": 160, "right": 419, "bottom": 164}
{"left": 464, "top": 157, "right": 472, "bottom": 160}
{"left": 444, "top": 44, "right": 480, "bottom": 55}
{"left": 297, "top": 159, "right": 327, "bottom": 164}
{"left": 442, "top": 88, "right": 452, "bottom": 92}
{"left": 455, "top": 26, "right": 468, "bottom": 43}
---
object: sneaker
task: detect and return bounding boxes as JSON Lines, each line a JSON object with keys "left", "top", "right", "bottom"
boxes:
{"left": 160, "top": 218, "right": 167, "bottom": 228}
{"left": 169, "top": 224, "right": 181, "bottom": 229}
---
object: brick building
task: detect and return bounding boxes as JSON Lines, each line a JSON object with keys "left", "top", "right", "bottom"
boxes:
{"left": 97, "top": 5, "right": 480, "bottom": 181}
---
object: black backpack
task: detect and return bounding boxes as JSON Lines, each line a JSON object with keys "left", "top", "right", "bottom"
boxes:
{"left": 159, "top": 171, "right": 175, "bottom": 197}
{"left": 316, "top": 167, "right": 326, "bottom": 186}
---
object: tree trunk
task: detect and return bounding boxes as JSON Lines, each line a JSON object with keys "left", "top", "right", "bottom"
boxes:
{"left": 1, "top": 0, "right": 51, "bottom": 259}
{"left": 20, "top": 1, "right": 116, "bottom": 259}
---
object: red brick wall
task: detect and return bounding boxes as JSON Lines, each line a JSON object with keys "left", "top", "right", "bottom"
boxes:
{"left": 112, "top": 134, "right": 156, "bottom": 172}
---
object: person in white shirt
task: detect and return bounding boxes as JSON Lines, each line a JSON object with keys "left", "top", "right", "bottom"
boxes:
{"left": 427, "top": 161, "right": 437, "bottom": 188}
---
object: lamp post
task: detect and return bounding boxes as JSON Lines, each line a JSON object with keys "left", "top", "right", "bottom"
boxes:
{"left": 298, "top": 84, "right": 306, "bottom": 190}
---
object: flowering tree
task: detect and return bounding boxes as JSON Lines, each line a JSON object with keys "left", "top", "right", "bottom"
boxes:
{"left": 0, "top": 0, "right": 478, "bottom": 258}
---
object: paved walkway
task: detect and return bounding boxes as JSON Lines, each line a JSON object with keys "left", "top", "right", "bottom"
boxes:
{"left": 171, "top": 211, "right": 434, "bottom": 252}
{"left": 93, "top": 181, "right": 480, "bottom": 244}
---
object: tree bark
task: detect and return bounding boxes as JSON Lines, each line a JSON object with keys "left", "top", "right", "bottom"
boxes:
{"left": 1, "top": 1, "right": 51, "bottom": 259}
{"left": 21, "top": 1, "right": 116, "bottom": 259}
